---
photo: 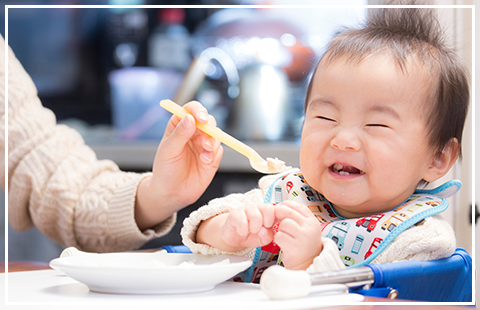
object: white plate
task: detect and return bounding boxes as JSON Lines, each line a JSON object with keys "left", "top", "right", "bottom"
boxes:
{"left": 49, "top": 252, "right": 252, "bottom": 295}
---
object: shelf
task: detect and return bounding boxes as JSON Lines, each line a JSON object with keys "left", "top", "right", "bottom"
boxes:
{"left": 87, "top": 141, "right": 301, "bottom": 173}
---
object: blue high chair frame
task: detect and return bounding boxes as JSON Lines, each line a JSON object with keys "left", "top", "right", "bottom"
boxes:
{"left": 350, "top": 248, "right": 473, "bottom": 302}
{"left": 160, "top": 245, "right": 473, "bottom": 302}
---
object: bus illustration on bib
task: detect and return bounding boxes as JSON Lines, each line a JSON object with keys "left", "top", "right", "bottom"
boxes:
{"left": 326, "top": 221, "right": 350, "bottom": 250}
{"left": 356, "top": 214, "right": 384, "bottom": 232}
{"left": 365, "top": 237, "right": 383, "bottom": 259}
{"left": 381, "top": 213, "right": 409, "bottom": 232}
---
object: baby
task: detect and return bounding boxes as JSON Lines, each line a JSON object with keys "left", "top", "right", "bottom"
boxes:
{"left": 181, "top": 5, "right": 469, "bottom": 282}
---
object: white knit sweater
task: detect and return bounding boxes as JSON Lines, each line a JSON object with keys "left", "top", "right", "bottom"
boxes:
{"left": 1, "top": 37, "right": 176, "bottom": 253}
{"left": 181, "top": 171, "right": 456, "bottom": 273}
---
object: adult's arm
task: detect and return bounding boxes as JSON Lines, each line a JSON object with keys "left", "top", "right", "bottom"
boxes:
{"left": 1, "top": 37, "right": 174, "bottom": 253}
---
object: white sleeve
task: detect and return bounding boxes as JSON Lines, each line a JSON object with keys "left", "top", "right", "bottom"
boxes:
{"left": 181, "top": 173, "right": 283, "bottom": 258}
{"left": 181, "top": 189, "right": 263, "bottom": 258}
{"left": 307, "top": 238, "right": 346, "bottom": 273}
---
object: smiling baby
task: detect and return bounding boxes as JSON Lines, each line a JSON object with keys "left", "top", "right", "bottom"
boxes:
{"left": 181, "top": 5, "right": 469, "bottom": 283}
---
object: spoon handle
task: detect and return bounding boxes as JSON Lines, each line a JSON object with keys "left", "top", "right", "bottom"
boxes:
{"left": 160, "top": 100, "right": 252, "bottom": 158}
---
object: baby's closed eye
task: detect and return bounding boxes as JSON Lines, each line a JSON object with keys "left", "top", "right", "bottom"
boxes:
{"left": 365, "top": 123, "right": 390, "bottom": 128}
{"left": 316, "top": 116, "right": 336, "bottom": 122}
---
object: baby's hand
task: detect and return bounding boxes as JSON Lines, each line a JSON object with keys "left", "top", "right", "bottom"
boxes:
{"left": 221, "top": 204, "right": 276, "bottom": 249}
{"left": 274, "top": 201, "right": 324, "bottom": 270}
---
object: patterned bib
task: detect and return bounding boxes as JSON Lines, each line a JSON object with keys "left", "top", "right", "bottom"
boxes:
{"left": 235, "top": 169, "right": 460, "bottom": 283}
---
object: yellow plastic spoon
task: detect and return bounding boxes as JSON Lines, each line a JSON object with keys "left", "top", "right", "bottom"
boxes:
{"left": 160, "top": 99, "right": 290, "bottom": 174}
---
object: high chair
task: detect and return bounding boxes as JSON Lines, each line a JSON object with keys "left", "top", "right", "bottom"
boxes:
{"left": 350, "top": 248, "right": 473, "bottom": 302}
{"left": 160, "top": 246, "right": 473, "bottom": 302}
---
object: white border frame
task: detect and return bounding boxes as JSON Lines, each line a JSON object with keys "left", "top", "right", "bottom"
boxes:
{"left": 3, "top": 3, "right": 475, "bottom": 307}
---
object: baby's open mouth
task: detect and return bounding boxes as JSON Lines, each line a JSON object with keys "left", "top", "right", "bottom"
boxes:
{"left": 330, "top": 163, "right": 365, "bottom": 176}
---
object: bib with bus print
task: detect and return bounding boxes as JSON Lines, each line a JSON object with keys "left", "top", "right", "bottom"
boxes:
{"left": 237, "top": 169, "right": 461, "bottom": 283}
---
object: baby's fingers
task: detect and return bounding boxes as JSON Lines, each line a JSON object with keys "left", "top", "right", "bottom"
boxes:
{"left": 258, "top": 227, "right": 274, "bottom": 246}
{"left": 274, "top": 203, "right": 307, "bottom": 224}
{"left": 244, "top": 206, "right": 265, "bottom": 235}
{"left": 279, "top": 200, "right": 314, "bottom": 217}
{"left": 259, "top": 204, "right": 276, "bottom": 229}
{"left": 228, "top": 206, "right": 262, "bottom": 237}
{"left": 274, "top": 220, "right": 296, "bottom": 246}
{"left": 226, "top": 209, "right": 249, "bottom": 237}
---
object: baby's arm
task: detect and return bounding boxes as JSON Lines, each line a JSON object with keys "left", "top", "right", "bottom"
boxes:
{"left": 306, "top": 238, "right": 347, "bottom": 273}
{"left": 196, "top": 213, "right": 240, "bottom": 252}
{"left": 197, "top": 204, "right": 276, "bottom": 252}
{"left": 181, "top": 189, "right": 266, "bottom": 256}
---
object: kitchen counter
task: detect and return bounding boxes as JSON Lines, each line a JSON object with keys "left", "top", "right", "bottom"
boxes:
{"left": 87, "top": 140, "right": 301, "bottom": 172}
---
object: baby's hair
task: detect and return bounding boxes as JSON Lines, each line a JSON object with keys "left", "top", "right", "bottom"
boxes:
{"left": 305, "top": 1, "right": 470, "bottom": 157}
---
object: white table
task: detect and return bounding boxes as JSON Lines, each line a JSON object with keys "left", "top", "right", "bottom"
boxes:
{"left": 1, "top": 269, "right": 364, "bottom": 309}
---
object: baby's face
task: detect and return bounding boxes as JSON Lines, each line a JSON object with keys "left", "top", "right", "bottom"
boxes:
{"left": 300, "top": 54, "right": 437, "bottom": 218}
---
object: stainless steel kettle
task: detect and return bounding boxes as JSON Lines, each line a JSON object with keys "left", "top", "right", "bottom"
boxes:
{"left": 228, "top": 63, "right": 291, "bottom": 141}
{"left": 174, "top": 48, "right": 291, "bottom": 142}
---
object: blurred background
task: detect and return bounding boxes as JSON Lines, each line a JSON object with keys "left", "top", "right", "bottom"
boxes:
{"left": 1, "top": 3, "right": 475, "bottom": 294}
{"left": 1, "top": 1, "right": 367, "bottom": 145}
{"left": 1, "top": 0, "right": 368, "bottom": 260}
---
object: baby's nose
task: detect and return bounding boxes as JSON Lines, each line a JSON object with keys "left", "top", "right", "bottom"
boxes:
{"left": 330, "top": 128, "right": 361, "bottom": 151}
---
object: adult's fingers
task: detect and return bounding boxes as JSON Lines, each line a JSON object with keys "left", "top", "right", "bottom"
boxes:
{"left": 183, "top": 102, "right": 220, "bottom": 161}
{"left": 202, "top": 142, "right": 223, "bottom": 169}
{"left": 161, "top": 114, "right": 196, "bottom": 157}
{"left": 183, "top": 101, "right": 212, "bottom": 124}
{"left": 199, "top": 114, "right": 219, "bottom": 159}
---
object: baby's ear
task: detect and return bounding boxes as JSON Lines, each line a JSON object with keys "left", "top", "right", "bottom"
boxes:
{"left": 423, "top": 138, "right": 460, "bottom": 183}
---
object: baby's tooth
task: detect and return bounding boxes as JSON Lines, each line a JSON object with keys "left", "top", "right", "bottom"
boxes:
{"left": 333, "top": 163, "right": 343, "bottom": 171}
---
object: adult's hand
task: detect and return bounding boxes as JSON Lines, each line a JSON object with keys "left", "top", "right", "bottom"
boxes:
{"left": 135, "top": 101, "right": 223, "bottom": 230}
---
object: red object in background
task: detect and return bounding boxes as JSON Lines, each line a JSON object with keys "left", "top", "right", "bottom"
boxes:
{"left": 159, "top": 8, "right": 186, "bottom": 25}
